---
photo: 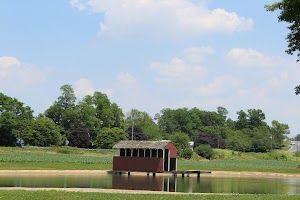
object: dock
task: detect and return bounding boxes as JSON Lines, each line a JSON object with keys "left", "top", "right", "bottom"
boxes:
{"left": 111, "top": 170, "right": 211, "bottom": 177}
{"left": 172, "top": 170, "right": 211, "bottom": 177}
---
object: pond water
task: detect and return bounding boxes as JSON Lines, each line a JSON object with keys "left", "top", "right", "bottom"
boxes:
{"left": 1, "top": 174, "right": 300, "bottom": 195}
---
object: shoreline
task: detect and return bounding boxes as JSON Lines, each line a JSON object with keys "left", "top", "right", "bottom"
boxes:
{"left": 1, "top": 170, "right": 300, "bottom": 178}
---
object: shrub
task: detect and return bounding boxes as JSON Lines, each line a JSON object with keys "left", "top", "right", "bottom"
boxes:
{"left": 179, "top": 148, "right": 193, "bottom": 159}
{"left": 295, "top": 152, "right": 300, "bottom": 157}
{"left": 194, "top": 145, "right": 214, "bottom": 159}
{"left": 262, "top": 151, "right": 295, "bottom": 161}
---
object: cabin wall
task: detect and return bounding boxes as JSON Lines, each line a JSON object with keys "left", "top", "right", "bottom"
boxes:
{"left": 165, "top": 143, "right": 177, "bottom": 158}
{"left": 113, "top": 156, "right": 164, "bottom": 172}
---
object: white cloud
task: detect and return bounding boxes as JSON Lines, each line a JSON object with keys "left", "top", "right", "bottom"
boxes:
{"left": 0, "top": 56, "right": 47, "bottom": 86}
{"left": 193, "top": 75, "right": 240, "bottom": 96}
{"left": 150, "top": 47, "right": 212, "bottom": 84}
{"left": 183, "top": 47, "right": 215, "bottom": 63}
{"left": 226, "top": 48, "right": 290, "bottom": 67}
{"left": 151, "top": 57, "right": 206, "bottom": 84}
{"left": 116, "top": 72, "right": 138, "bottom": 88}
{"left": 69, "top": 0, "right": 253, "bottom": 39}
{"left": 69, "top": 0, "right": 86, "bottom": 10}
{"left": 74, "top": 78, "right": 113, "bottom": 97}
{"left": 237, "top": 88, "right": 266, "bottom": 103}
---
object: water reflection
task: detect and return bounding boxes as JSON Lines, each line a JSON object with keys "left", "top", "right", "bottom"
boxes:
{"left": 1, "top": 174, "right": 300, "bottom": 195}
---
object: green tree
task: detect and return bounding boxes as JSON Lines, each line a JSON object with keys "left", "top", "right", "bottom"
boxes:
{"left": 252, "top": 126, "right": 272, "bottom": 152}
{"left": 0, "top": 93, "right": 34, "bottom": 146}
{"left": 96, "top": 127, "right": 128, "bottom": 149}
{"left": 194, "top": 132, "right": 225, "bottom": 149}
{"left": 266, "top": 0, "right": 300, "bottom": 62}
{"left": 76, "top": 95, "right": 102, "bottom": 141}
{"left": 235, "top": 110, "right": 248, "bottom": 130}
{"left": 247, "top": 109, "right": 267, "bottom": 129}
{"left": 194, "top": 145, "right": 214, "bottom": 159}
{"left": 68, "top": 124, "right": 91, "bottom": 148}
{"left": 295, "top": 85, "right": 300, "bottom": 95}
{"left": 217, "top": 106, "right": 228, "bottom": 118}
{"left": 17, "top": 116, "right": 62, "bottom": 146}
{"left": 270, "top": 120, "right": 290, "bottom": 149}
{"left": 93, "top": 92, "right": 114, "bottom": 128}
{"left": 225, "top": 130, "right": 252, "bottom": 152}
{"left": 169, "top": 131, "right": 189, "bottom": 148}
{"left": 45, "top": 84, "right": 78, "bottom": 135}
{"left": 126, "top": 109, "right": 161, "bottom": 140}
{"left": 169, "top": 132, "right": 191, "bottom": 159}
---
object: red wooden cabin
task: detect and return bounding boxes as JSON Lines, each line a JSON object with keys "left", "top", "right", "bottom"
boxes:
{"left": 112, "top": 141, "right": 177, "bottom": 173}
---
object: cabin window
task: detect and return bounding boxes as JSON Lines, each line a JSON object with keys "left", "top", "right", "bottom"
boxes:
{"left": 133, "top": 149, "right": 138, "bottom": 157}
{"left": 145, "top": 149, "right": 150, "bottom": 157}
{"left": 152, "top": 149, "right": 158, "bottom": 158}
{"left": 126, "top": 149, "right": 131, "bottom": 157}
{"left": 120, "top": 148, "right": 125, "bottom": 156}
{"left": 138, "top": 149, "right": 144, "bottom": 157}
{"left": 158, "top": 149, "right": 163, "bottom": 158}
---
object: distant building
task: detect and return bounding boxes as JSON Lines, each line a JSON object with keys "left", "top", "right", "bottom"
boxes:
{"left": 112, "top": 140, "right": 177, "bottom": 173}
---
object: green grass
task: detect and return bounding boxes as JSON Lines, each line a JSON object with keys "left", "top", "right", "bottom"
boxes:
{"left": 0, "top": 152, "right": 112, "bottom": 164}
{"left": 0, "top": 162, "right": 111, "bottom": 170}
{"left": 1, "top": 147, "right": 300, "bottom": 174}
{"left": 0, "top": 191, "right": 299, "bottom": 200}
{"left": 178, "top": 160, "right": 300, "bottom": 174}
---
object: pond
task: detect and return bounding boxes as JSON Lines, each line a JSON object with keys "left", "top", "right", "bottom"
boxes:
{"left": 1, "top": 174, "right": 300, "bottom": 195}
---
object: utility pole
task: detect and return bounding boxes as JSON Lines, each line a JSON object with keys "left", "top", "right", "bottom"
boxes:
{"left": 131, "top": 114, "right": 134, "bottom": 141}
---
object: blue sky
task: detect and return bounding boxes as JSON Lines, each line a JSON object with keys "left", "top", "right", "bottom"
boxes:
{"left": 1, "top": 0, "right": 299, "bottom": 137}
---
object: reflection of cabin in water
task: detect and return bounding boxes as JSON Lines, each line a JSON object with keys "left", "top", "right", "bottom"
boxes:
{"left": 112, "top": 141, "right": 177, "bottom": 173}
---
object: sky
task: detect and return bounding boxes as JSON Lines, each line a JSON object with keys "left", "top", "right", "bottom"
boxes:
{"left": 0, "top": 0, "right": 299, "bottom": 137}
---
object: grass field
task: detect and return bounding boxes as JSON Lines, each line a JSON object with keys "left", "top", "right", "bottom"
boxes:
{"left": 1, "top": 147, "right": 300, "bottom": 173}
{"left": 0, "top": 190, "right": 299, "bottom": 200}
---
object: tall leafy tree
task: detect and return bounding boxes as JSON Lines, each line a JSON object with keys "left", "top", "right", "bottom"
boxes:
{"left": 45, "top": 84, "right": 78, "bottom": 135}
{"left": 266, "top": 0, "right": 300, "bottom": 62}
{"left": 270, "top": 120, "right": 290, "bottom": 149}
{"left": 126, "top": 109, "right": 161, "bottom": 140}
{"left": 96, "top": 127, "right": 128, "bottom": 149}
{"left": 0, "top": 93, "right": 34, "bottom": 146}
{"left": 295, "top": 85, "right": 300, "bottom": 95}
{"left": 16, "top": 116, "right": 62, "bottom": 147}
{"left": 93, "top": 92, "right": 114, "bottom": 128}
{"left": 247, "top": 109, "right": 267, "bottom": 129}
{"left": 252, "top": 126, "right": 272, "bottom": 152}
{"left": 235, "top": 110, "right": 248, "bottom": 130}
{"left": 68, "top": 123, "right": 91, "bottom": 148}
{"left": 266, "top": 1, "right": 300, "bottom": 93}
{"left": 225, "top": 130, "right": 252, "bottom": 152}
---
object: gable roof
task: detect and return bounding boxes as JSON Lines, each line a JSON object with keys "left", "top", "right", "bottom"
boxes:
{"left": 113, "top": 140, "right": 173, "bottom": 149}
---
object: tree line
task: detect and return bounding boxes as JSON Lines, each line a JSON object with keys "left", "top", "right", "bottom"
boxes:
{"left": 0, "top": 84, "right": 290, "bottom": 156}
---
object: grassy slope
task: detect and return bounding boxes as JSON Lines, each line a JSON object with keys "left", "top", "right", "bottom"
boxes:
{"left": 0, "top": 191, "right": 299, "bottom": 200}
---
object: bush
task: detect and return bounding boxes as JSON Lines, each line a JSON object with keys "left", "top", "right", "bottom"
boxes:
{"left": 262, "top": 151, "right": 295, "bottom": 161}
{"left": 179, "top": 148, "right": 193, "bottom": 159}
{"left": 295, "top": 152, "right": 300, "bottom": 157}
{"left": 194, "top": 145, "right": 214, "bottom": 159}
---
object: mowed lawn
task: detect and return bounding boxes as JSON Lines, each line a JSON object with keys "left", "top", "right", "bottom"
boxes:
{"left": 0, "top": 190, "right": 300, "bottom": 200}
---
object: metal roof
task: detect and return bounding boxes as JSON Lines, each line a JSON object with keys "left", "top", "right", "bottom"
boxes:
{"left": 113, "top": 140, "right": 172, "bottom": 149}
